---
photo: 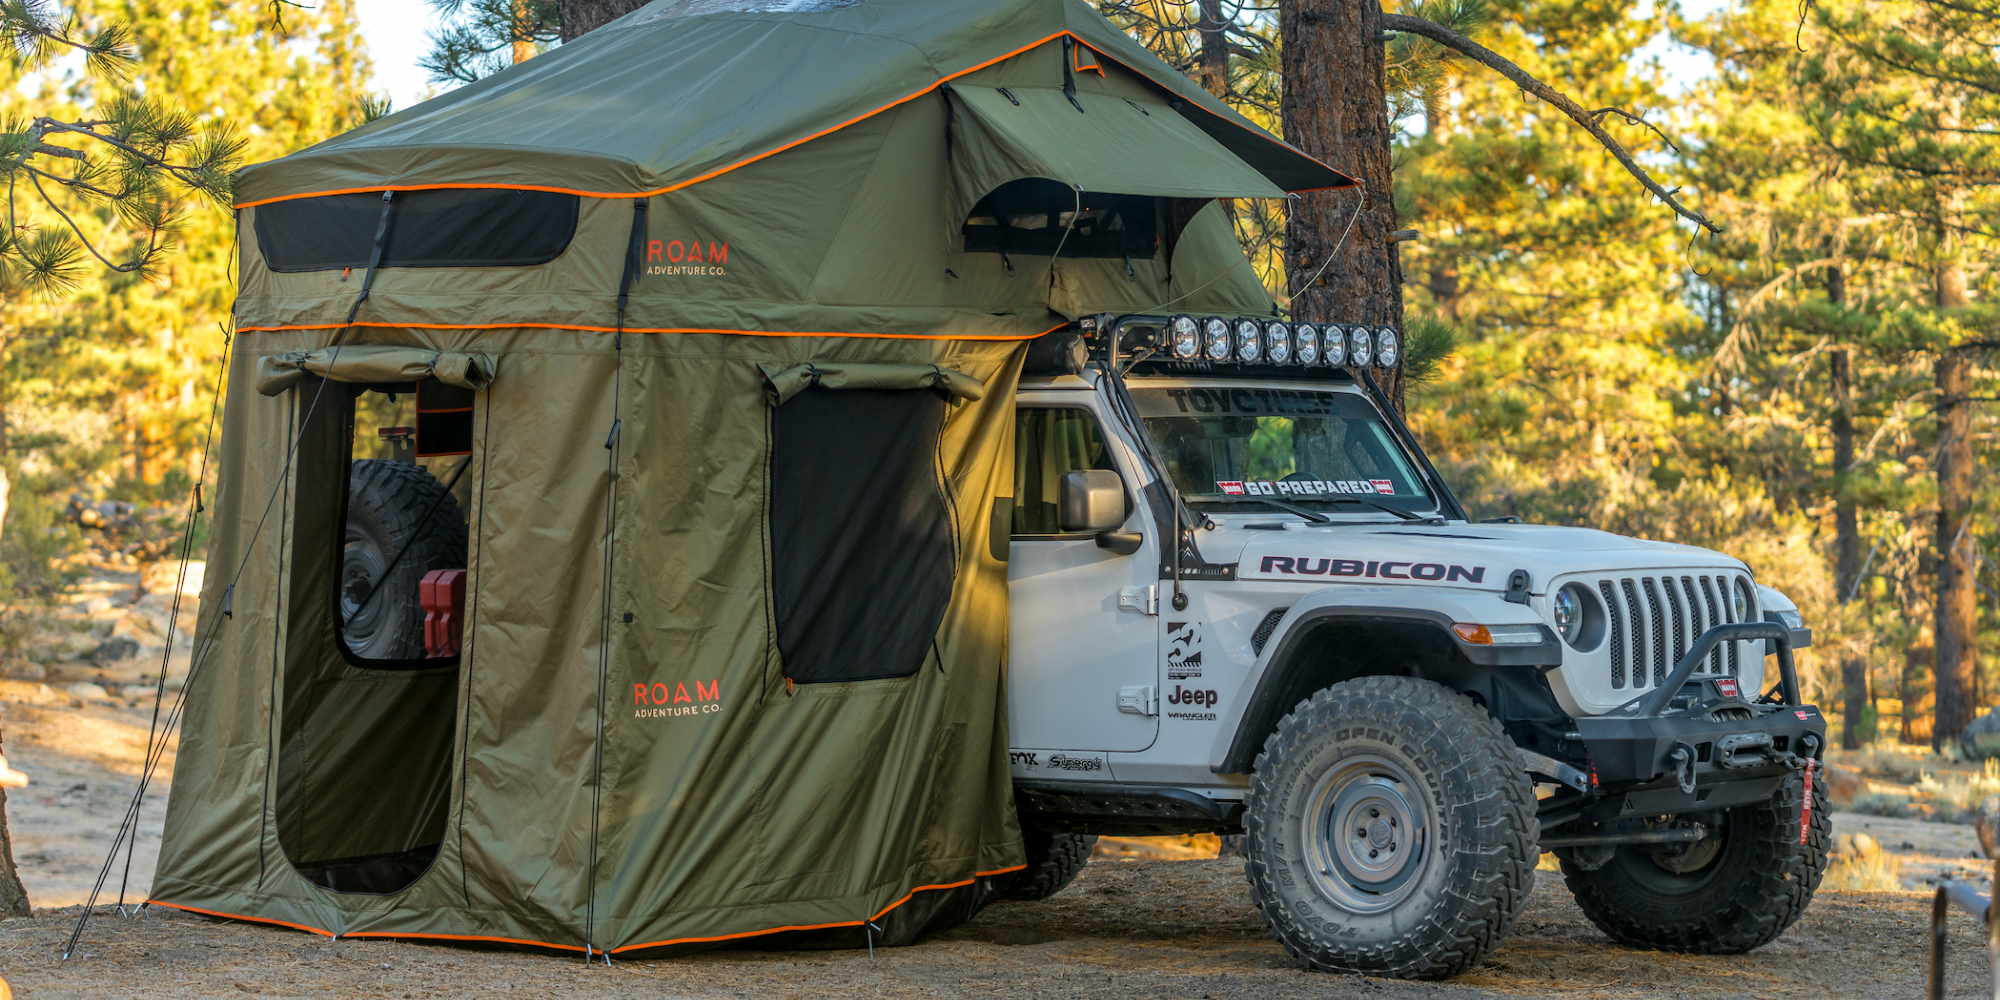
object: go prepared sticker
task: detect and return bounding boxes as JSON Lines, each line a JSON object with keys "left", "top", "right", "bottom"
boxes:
{"left": 1219, "top": 479, "right": 1398, "bottom": 497}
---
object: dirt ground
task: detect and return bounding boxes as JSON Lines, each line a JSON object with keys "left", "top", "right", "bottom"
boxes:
{"left": 0, "top": 861, "right": 1990, "bottom": 999}
{"left": 2, "top": 565, "right": 1996, "bottom": 997}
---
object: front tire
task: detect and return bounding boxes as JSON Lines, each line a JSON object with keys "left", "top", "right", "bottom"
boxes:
{"left": 1243, "top": 675, "right": 1537, "bottom": 979}
{"left": 1560, "top": 766, "right": 1829, "bottom": 953}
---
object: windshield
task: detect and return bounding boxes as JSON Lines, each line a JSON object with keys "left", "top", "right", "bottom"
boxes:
{"left": 1130, "top": 385, "right": 1438, "bottom": 514}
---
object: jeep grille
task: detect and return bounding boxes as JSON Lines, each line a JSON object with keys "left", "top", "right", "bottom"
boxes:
{"left": 1600, "top": 574, "right": 1752, "bottom": 689}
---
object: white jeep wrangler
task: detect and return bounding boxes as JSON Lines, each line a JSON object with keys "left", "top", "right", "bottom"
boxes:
{"left": 998, "top": 313, "right": 1829, "bottom": 979}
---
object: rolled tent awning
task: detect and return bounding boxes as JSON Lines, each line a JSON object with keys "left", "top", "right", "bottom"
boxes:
{"left": 759, "top": 362, "right": 986, "bottom": 405}
{"left": 946, "top": 86, "right": 1285, "bottom": 222}
{"left": 256, "top": 345, "right": 498, "bottom": 395}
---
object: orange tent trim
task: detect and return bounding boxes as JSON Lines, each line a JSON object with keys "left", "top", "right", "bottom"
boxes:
{"left": 610, "top": 864, "right": 1029, "bottom": 953}
{"left": 148, "top": 864, "right": 1029, "bottom": 955}
{"left": 232, "top": 32, "right": 1350, "bottom": 210}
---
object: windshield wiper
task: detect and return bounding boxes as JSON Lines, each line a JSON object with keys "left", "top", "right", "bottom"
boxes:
{"left": 1226, "top": 495, "right": 1329, "bottom": 522}
{"left": 1320, "top": 495, "right": 1447, "bottom": 524}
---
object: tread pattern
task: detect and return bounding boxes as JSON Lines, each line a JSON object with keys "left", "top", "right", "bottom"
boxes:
{"left": 344, "top": 459, "right": 467, "bottom": 659}
{"left": 1242, "top": 675, "right": 1537, "bottom": 979}
{"left": 1001, "top": 827, "right": 1096, "bottom": 902}
{"left": 1560, "top": 764, "right": 1829, "bottom": 954}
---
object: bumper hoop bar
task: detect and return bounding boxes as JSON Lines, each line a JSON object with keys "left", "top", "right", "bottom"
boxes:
{"left": 1615, "top": 621, "right": 1795, "bottom": 718}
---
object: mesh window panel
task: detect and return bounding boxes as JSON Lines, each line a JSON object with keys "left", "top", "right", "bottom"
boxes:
{"left": 255, "top": 188, "right": 581, "bottom": 272}
{"left": 1602, "top": 580, "right": 1626, "bottom": 689}
{"left": 769, "top": 386, "right": 954, "bottom": 684}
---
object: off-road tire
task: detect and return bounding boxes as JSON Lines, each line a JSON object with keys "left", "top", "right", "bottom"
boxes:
{"left": 341, "top": 459, "right": 467, "bottom": 660}
{"left": 1560, "top": 764, "right": 1829, "bottom": 953}
{"left": 1243, "top": 675, "right": 1537, "bottom": 979}
{"left": 1001, "top": 826, "right": 1096, "bottom": 901}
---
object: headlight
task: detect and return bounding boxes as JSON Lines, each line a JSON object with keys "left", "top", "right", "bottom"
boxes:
{"left": 1203, "top": 317, "right": 1231, "bottom": 360}
{"left": 1553, "top": 587, "right": 1577, "bottom": 637}
{"left": 1323, "top": 326, "right": 1346, "bottom": 366}
{"left": 1170, "top": 315, "right": 1199, "bottom": 359}
{"left": 1348, "top": 326, "right": 1373, "bottom": 367}
{"left": 1552, "top": 583, "right": 1604, "bottom": 650}
{"left": 1375, "top": 327, "right": 1399, "bottom": 368}
{"left": 1267, "top": 322, "right": 1292, "bottom": 364}
{"left": 1733, "top": 579, "right": 1753, "bottom": 622}
{"left": 1236, "top": 319, "right": 1262, "bottom": 362}
{"left": 1296, "top": 324, "right": 1320, "bottom": 365}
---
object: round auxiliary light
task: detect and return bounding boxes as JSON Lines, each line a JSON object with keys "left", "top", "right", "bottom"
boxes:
{"left": 1322, "top": 325, "right": 1346, "bottom": 367}
{"left": 1170, "top": 315, "right": 1200, "bottom": 360}
{"left": 1266, "top": 322, "right": 1292, "bottom": 364}
{"left": 1296, "top": 324, "right": 1321, "bottom": 365}
{"left": 1235, "top": 319, "right": 1263, "bottom": 363}
{"left": 1375, "top": 327, "right": 1400, "bottom": 368}
{"left": 1348, "top": 326, "right": 1373, "bottom": 368}
{"left": 1203, "top": 317, "right": 1232, "bottom": 361}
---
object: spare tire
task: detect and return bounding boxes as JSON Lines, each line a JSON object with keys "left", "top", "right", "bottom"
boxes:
{"left": 341, "top": 459, "right": 468, "bottom": 660}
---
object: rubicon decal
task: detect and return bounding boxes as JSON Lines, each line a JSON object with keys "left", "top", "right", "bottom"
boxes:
{"left": 644, "top": 238, "right": 730, "bottom": 277}
{"left": 1258, "top": 557, "right": 1486, "bottom": 583}
{"left": 633, "top": 679, "right": 722, "bottom": 718}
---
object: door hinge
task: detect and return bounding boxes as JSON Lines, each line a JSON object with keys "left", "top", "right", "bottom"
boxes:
{"left": 1118, "top": 585, "right": 1158, "bottom": 616}
{"left": 1118, "top": 685, "right": 1158, "bottom": 716}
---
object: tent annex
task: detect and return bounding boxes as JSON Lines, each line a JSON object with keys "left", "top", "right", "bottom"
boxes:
{"left": 151, "top": 0, "right": 1353, "bottom": 955}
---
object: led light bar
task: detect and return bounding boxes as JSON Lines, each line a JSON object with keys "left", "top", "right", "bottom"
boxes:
{"left": 1170, "top": 315, "right": 1199, "bottom": 360}
{"left": 1235, "top": 319, "right": 1262, "bottom": 363}
{"left": 1203, "top": 317, "right": 1231, "bottom": 361}
{"left": 1348, "top": 326, "right": 1373, "bottom": 368}
{"left": 1296, "top": 324, "right": 1320, "bottom": 365}
{"left": 1266, "top": 322, "right": 1292, "bottom": 364}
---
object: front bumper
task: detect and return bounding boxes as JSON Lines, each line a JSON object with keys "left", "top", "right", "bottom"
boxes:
{"left": 1568, "top": 701, "right": 1825, "bottom": 821}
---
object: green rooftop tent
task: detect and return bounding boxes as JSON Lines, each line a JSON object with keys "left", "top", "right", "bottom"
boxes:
{"left": 151, "top": 0, "right": 1352, "bottom": 954}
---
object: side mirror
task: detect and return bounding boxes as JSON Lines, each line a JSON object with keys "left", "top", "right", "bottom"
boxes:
{"left": 1058, "top": 470, "right": 1127, "bottom": 533}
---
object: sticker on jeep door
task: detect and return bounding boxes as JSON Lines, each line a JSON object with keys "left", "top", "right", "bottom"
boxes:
{"left": 1258, "top": 557, "right": 1486, "bottom": 582}
{"left": 1166, "top": 621, "right": 1203, "bottom": 679}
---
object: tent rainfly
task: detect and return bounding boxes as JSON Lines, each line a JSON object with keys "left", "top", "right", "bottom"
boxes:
{"left": 152, "top": 0, "right": 1352, "bottom": 955}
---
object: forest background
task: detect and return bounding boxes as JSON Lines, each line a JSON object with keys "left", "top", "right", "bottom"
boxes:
{"left": 0, "top": 0, "right": 1990, "bottom": 751}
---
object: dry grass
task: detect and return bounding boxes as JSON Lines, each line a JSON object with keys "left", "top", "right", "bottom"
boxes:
{"left": 1832, "top": 742, "right": 2000, "bottom": 824}
{"left": 1822, "top": 832, "right": 1906, "bottom": 891}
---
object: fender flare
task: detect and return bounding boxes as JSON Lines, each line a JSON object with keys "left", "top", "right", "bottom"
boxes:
{"left": 1211, "top": 604, "right": 1561, "bottom": 774}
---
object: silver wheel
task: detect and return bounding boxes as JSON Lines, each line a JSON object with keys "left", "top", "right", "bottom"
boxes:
{"left": 1303, "top": 754, "right": 1431, "bottom": 913}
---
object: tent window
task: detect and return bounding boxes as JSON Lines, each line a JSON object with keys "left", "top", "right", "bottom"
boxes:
{"left": 254, "top": 188, "right": 580, "bottom": 272}
{"left": 769, "top": 386, "right": 955, "bottom": 684}
{"left": 962, "top": 178, "right": 1157, "bottom": 259}
{"left": 273, "top": 378, "right": 471, "bottom": 896}
{"left": 1013, "top": 407, "right": 1123, "bottom": 535}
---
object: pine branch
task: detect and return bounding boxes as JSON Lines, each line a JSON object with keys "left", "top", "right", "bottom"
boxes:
{"left": 1381, "top": 11, "right": 1723, "bottom": 234}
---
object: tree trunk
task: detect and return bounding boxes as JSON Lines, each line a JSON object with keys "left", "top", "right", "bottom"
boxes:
{"left": 1280, "top": 0, "right": 1404, "bottom": 409}
{"left": 558, "top": 0, "right": 649, "bottom": 42}
{"left": 0, "top": 466, "right": 26, "bottom": 917}
{"left": 1934, "top": 339, "right": 1976, "bottom": 749}
{"left": 1196, "top": 0, "right": 1229, "bottom": 98}
{"left": 1830, "top": 267, "right": 1868, "bottom": 748}
{"left": 513, "top": 0, "right": 536, "bottom": 63}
